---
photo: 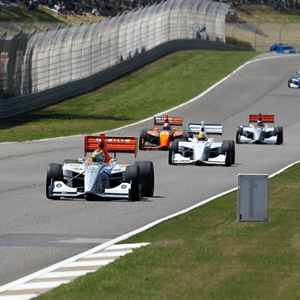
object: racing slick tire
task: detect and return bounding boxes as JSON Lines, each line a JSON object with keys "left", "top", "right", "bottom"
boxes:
{"left": 139, "top": 129, "right": 148, "bottom": 150}
{"left": 227, "top": 140, "right": 235, "bottom": 165}
{"left": 168, "top": 141, "right": 179, "bottom": 165}
{"left": 288, "top": 79, "right": 292, "bottom": 88}
{"left": 126, "top": 165, "right": 141, "bottom": 201}
{"left": 135, "top": 161, "right": 154, "bottom": 197}
{"left": 275, "top": 126, "right": 283, "bottom": 145}
{"left": 222, "top": 141, "right": 232, "bottom": 167}
{"left": 236, "top": 126, "right": 243, "bottom": 144}
{"left": 223, "top": 140, "right": 235, "bottom": 165}
{"left": 46, "top": 163, "right": 62, "bottom": 199}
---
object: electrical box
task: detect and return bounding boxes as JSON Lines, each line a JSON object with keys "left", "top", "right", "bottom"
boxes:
{"left": 238, "top": 174, "right": 268, "bottom": 222}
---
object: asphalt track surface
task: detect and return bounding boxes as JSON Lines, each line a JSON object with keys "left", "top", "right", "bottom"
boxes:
{"left": 1, "top": 53, "right": 300, "bottom": 287}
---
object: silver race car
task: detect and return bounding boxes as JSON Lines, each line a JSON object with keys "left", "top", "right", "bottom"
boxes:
{"left": 236, "top": 113, "right": 283, "bottom": 144}
{"left": 168, "top": 122, "right": 235, "bottom": 166}
{"left": 46, "top": 133, "right": 154, "bottom": 201}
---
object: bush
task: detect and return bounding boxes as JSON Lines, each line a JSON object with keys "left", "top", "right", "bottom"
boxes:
{"left": 226, "top": 36, "right": 255, "bottom": 50}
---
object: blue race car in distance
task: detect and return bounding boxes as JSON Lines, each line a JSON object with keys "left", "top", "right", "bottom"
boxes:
{"left": 269, "top": 43, "right": 298, "bottom": 54}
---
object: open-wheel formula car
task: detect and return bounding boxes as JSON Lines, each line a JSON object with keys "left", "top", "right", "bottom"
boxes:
{"left": 236, "top": 113, "right": 283, "bottom": 145}
{"left": 288, "top": 71, "right": 300, "bottom": 88}
{"left": 46, "top": 132, "right": 154, "bottom": 201}
{"left": 139, "top": 113, "right": 187, "bottom": 150}
{"left": 168, "top": 122, "right": 235, "bottom": 166}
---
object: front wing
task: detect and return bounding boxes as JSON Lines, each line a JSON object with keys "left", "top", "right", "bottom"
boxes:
{"left": 238, "top": 135, "right": 277, "bottom": 144}
{"left": 172, "top": 153, "right": 226, "bottom": 165}
{"left": 288, "top": 78, "right": 300, "bottom": 88}
{"left": 172, "top": 141, "right": 225, "bottom": 165}
{"left": 48, "top": 180, "right": 131, "bottom": 199}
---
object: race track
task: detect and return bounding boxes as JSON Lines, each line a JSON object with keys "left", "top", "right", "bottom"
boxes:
{"left": 1, "top": 53, "right": 300, "bottom": 287}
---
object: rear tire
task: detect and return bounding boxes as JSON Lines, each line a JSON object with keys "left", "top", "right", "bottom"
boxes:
{"left": 135, "top": 161, "right": 154, "bottom": 197}
{"left": 168, "top": 141, "right": 179, "bottom": 165}
{"left": 125, "top": 165, "right": 141, "bottom": 201}
{"left": 46, "top": 163, "right": 62, "bottom": 199}
{"left": 139, "top": 129, "right": 148, "bottom": 150}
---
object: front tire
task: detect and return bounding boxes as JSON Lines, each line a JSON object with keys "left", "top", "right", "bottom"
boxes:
{"left": 225, "top": 140, "right": 235, "bottom": 165}
{"left": 135, "top": 161, "right": 154, "bottom": 197}
{"left": 222, "top": 141, "right": 232, "bottom": 167}
{"left": 236, "top": 126, "right": 243, "bottom": 144}
{"left": 275, "top": 126, "right": 283, "bottom": 145}
{"left": 46, "top": 163, "right": 62, "bottom": 199}
{"left": 168, "top": 141, "right": 179, "bottom": 165}
{"left": 125, "top": 165, "right": 141, "bottom": 201}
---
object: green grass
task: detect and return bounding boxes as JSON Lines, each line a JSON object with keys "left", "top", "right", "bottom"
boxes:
{"left": 0, "top": 50, "right": 258, "bottom": 143}
{"left": 36, "top": 162, "right": 300, "bottom": 300}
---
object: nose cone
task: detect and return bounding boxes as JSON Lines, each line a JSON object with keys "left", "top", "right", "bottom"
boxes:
{"left": 160, "top": 131, "right": 171, "bottom": 148}
{"left": 85, "top": 163, "right": 104, "bottom": 193}
{"left": 254, "top": 128, "right": 264, "bottom": 143}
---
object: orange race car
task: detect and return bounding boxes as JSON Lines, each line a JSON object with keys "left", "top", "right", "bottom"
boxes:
{"left": 139, "top": 113, "right": 187, "bottom": 150}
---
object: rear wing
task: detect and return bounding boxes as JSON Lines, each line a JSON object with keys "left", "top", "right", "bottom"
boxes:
{"left": 154, "top": 116, "right": 183, "bottom": 126}
{"left": 249, "top": 114, "right": 274, "bottom": 123}
{"left": 84, "top": 134, "right": 138, "bottom": 157}
{"left": 187, "top": 123, "right": 223, "bottom": 135}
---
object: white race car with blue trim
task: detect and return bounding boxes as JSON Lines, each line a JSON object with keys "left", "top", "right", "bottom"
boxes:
{"left": 236, "top": 113, "right": 283, "bottom": 145}
{"left": 46, "top": 133, "right": 154, "bottom": 201}
{"left": 168, "top": 122, "right": 235, "bottom": 166}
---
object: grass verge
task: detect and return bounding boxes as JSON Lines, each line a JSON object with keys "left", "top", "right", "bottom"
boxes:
{"left": 0, "top": 50, "right": 258, "bottom": 143}
{"left": 36, "top": 161, "right": 300, "bottom": 300}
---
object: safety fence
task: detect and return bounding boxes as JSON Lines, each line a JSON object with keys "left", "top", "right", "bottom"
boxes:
{"left": 0, "top": 0, "right": 231, "bottom": 118}
{"left": 226, "top": 22, "right": 300, "bottom": 52}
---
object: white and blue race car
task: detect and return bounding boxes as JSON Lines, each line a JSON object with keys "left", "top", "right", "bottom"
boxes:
{"left": 288, "top": 71, "right": 300, "bottom": 88}
{"left": 168, "top": 122, "right": 235, "bottom": 166}
{"left": 46, "top": 133, "right": 154, "bottom": 201}
{"left": 236, "top": 113, "right": 283, "bottom": 145}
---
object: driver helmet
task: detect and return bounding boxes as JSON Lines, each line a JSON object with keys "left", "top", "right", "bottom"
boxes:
{"left": 257, "top": 119, "right": 263, "bottom": 127}
{"left": 163, "top": 123, "right": 170, "bottom": 130}
{"left": 91, "top": 150, "right": 105, "bottom": 163}
{"left": 198, "top": 132, "right": 206, "bottom": 141}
